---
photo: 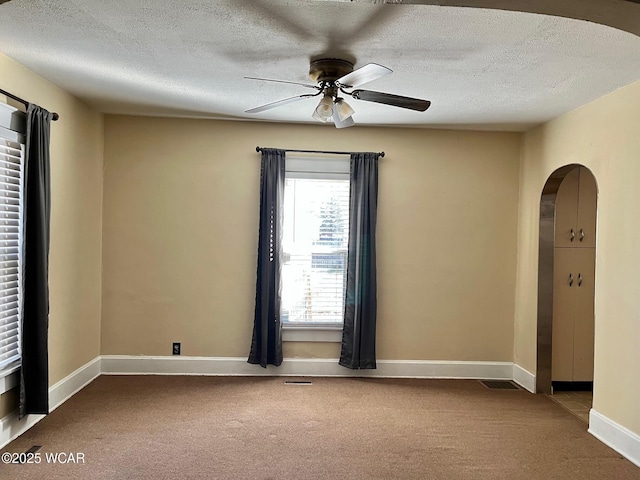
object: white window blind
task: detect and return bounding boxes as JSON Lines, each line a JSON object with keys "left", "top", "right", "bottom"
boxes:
{"left": 281, "top": 174, "right": 350, "bottom": 325}
{"left": 0, "top": 121, "right": 23, "bottom": 370}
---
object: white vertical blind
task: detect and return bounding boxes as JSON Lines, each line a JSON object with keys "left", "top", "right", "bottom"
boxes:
{"left": 281, "top": 177, "right": 350, "bottom": 324}
{"left": 0, "top": 135, "right": 22, "bottom": 369}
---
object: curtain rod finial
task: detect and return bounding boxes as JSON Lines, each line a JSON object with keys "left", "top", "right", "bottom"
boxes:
{"left": 256, "top": 146, "right": 261, "bottom": 152}
{"left": 52, "top": 113, "right": 59, "bottom": 121}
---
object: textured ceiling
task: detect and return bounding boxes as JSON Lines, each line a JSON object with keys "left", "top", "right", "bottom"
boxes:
{"left": 2, "top": 0, "right": 640, "bottom": 131}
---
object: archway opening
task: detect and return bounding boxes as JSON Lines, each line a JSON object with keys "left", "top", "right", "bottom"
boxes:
{"left": 536, "top": 164, "right": 598, "bottom": 397}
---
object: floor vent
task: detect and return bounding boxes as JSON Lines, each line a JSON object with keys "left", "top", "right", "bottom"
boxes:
{"left": 25, "top": 445, "right": 42, "bottom": 454}
{"left": 284, "top": 380, "right": 313, "bottom": 385}
{"left": 479, "top": 380, "right": 521, "bottom": 390}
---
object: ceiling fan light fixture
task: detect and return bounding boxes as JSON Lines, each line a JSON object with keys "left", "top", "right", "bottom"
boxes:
{"left": 314, "top": 94, "right": 334, "bottom": 120}
{"left": 334, "top": 98, "right": 355, "bottom": 121}
{"left": 312, "top": 109, "right": 330, "bottom": 123}
{"left": 333, "top": 109, "right": 355, "bottom": 129}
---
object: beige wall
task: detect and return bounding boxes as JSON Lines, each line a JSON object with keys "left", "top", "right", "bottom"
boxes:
{"left": 102, "top": 116, "right": 521, "bottom": 362}
{"left": 514, "top": 79, "right": 640, "bottom": 434}
{"left": 0, "top": 53, "right": 104, "bottom": 414}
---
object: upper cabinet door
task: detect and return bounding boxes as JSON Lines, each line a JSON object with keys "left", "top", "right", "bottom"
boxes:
{"left": 554, "top": 167, "right": 580, "bottom": 248}
{"left": 577, "top": 167, "right": 597, "bottom": 248}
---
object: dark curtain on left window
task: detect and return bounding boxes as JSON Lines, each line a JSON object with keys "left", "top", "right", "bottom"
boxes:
{"left": 19, "top": 104, "right": 53, "bottom": 418}
{"left": 248, "top": 149, "right": 285, "bottom": 367}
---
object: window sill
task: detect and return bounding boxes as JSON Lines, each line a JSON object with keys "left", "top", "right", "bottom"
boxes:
{"left": 282, "top": 325, "right": 343, "bottom": 343}
{"left": 0, "top": 364, "right": 20, "bottom": 395}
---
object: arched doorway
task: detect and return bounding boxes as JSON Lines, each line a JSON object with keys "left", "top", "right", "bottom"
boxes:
{"left": 536, "top": 164, "right": 598, "bottom": 395}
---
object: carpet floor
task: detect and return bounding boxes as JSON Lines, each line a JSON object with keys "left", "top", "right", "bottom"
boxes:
{"left": 1, "top": 376, "right": 639, "bottom": 480}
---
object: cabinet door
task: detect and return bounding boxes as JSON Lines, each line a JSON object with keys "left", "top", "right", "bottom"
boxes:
{"left": 576, "top": 167, "right": 597, "bottom": 248}
{"left": 573, "top": 247, "right": 595, "bottom": 381}
{"left": 554, "top": 168, "right": 580, "bottom": 248}
{"left": 552, "top": 248, "right": 575, "bottom": 381}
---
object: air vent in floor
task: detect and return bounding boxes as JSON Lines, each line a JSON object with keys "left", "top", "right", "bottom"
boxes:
{"left": 479, "top": 380, "right": 520, "bottom": 390}
{"left": 284, "top": 379, "right": 313, "bottom": 385}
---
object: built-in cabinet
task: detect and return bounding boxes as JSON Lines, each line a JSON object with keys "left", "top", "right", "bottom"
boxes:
{"left": 554, "top": 167, "right": 597, "bottom": 248}
{"left": 552, "top": 167, "right": 596, "bottom": 382}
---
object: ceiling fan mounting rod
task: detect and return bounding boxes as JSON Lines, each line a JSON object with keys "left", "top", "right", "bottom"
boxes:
{"left": 323, "top": 85, "right": 338, "bottom": 98}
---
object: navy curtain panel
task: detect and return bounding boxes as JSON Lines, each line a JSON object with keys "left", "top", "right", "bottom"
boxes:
{"left": 248, "top": 149, "right": 285, "bottom": 367}
{"left": 19, "top": 104, "right": 53, "bottom": 417}
{"left": 339, "top": 152, "right": 380, "bottom": 369}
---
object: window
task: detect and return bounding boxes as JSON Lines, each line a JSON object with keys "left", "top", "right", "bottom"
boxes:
{"left": 281, "top": 156, "right": 350, "bottom": 328}
{"left": 0, "top": 103, "right": 25, "bottom": 373}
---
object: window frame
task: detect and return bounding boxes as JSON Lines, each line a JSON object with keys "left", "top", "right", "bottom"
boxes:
{"left": 0, "top": 101, "right": 25, "bottom": 392}
{"left": 281, "top": 155, "right": 350, "bottom": 343}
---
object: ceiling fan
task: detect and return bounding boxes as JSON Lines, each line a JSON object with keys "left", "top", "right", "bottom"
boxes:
{"left": 244, "top": 58, "right": 431, "bottom": 128}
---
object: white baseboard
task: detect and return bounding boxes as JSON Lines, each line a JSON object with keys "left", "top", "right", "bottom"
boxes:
{"left": 512, "top": 364, "right": 536, "bottom": 393}
{"left": 0, "top": 413, "right": 45, "bottom": 452}
{"left": 589, "top": 409, "right": 640, "bottom": 468}
{"left": 101, "top": 355, "right": 514, "bottom": 380}
{"left": 48, "top": 356, "right": 102, "bottom": 411}
{"left": 0, "top": 356, "right": 101, "bottom": 450}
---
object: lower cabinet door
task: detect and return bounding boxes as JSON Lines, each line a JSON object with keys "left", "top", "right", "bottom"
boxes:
{"left": 551, "top": 247, "right": 595, "bottom": 382}
{"left": 552, "top": 248, "right": 575, "bottom": 382}
{"left": 572, "top": 247, "right": 595, "bottom": 381}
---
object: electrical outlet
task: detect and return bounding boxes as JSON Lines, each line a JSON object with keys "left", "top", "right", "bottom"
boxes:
{"left": 172, "top": 342, "right": 181, "bottom": 355}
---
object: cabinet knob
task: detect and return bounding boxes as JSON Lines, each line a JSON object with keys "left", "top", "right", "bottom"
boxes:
{"left": 569, "top": 273, "right": 574, "bottom": 287}
{"left": 579, "top": 228, "right": 585, "bottom": 242}
{"left": 570, "top": 229, "right": 575, "bottom": 242}
{"left": 578, "top": 273, "right": 583, "bottom": 287}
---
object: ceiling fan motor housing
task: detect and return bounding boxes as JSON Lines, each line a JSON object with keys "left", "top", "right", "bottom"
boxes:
{"left": 309, "top": 58, "right": 354, "bottom": 83}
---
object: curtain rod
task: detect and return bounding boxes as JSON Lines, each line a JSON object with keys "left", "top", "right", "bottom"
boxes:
{"left": 0, "top": 87, "right": 59, "bottom": 121}
{"left": 256, "top": 146, "right": 384, "bottom": 158}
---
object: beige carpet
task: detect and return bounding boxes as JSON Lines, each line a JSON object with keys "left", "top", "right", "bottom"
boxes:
{"left": 1, "top": 376, "right": 639, "bottom": 480}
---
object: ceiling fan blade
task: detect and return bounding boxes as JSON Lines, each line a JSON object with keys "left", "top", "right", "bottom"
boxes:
{"left": 245, "top": 94, "right": 318, "bottom": 114}
{"left": 351, "top": 90, "right": 431, "bottom": 112}
{"left": 336, "top": 63, "right": 392, "bottom": 88}
{"left": 244, "top": 77, "right": 319, "bottom": 90}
